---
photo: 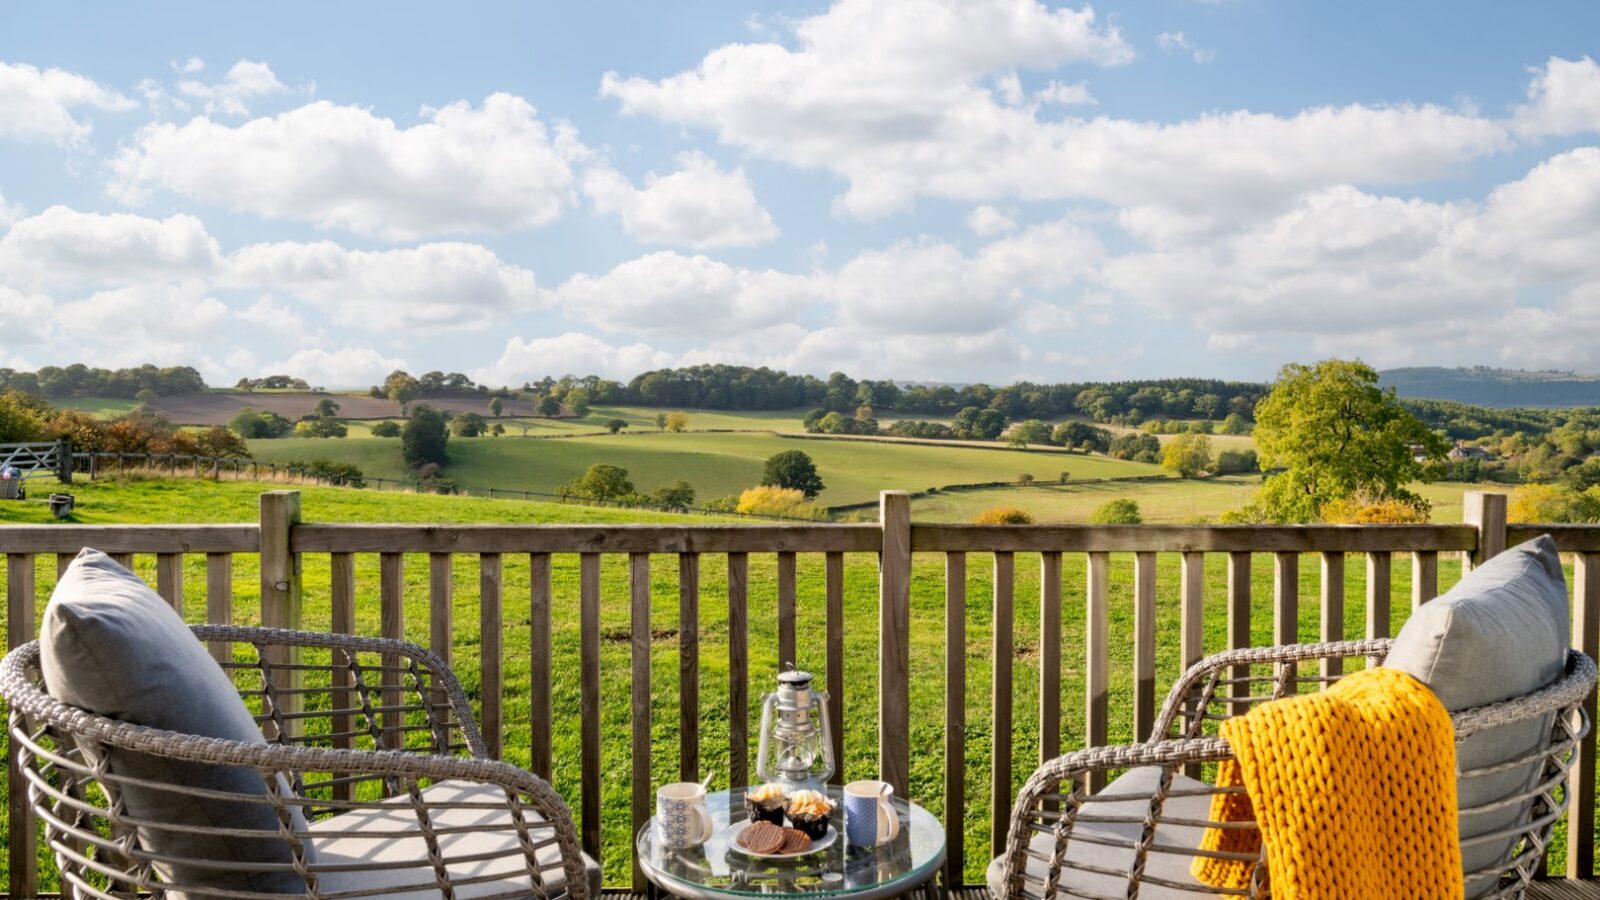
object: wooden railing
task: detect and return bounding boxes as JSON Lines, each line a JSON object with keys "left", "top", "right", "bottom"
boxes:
{"left": 0, "top": 490, "right": 1595, "bottom": 894}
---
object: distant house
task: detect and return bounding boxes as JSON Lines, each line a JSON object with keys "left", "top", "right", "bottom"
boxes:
{"left": 1448, "top": 443, "right": 1496, "bottom": 462}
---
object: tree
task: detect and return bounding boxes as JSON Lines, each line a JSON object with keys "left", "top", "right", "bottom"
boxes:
{"left": 401, "top": 405, "right": 449, "bottom": 468}
{"left": 314, "top": 397, "right": 341, "bottom": 418}
{"left": 1009, "top": 419, "right": 1051, "bottom": 447}
{"left": 384, "top": 370, "right": 421, "bottom": 415}
{"left": 490, "top": 423, "right": 505, "bottom": 436}
{"left": 566, "top": 388, "right": 591, "bottom": 418}
{"left": 653, "top": 480, "right": 696, "bottom": 511}
{"left": 537, "top": 394, "right": 562, "bottom": 417}
{"left": 1089, "top": 499, "right": 1143, "bottom": 524}
{"left": 0, "top": 390, "right": 49, "bottom": 442}
{"left": 1251, "top": 359, "right": 1448, "bottom": 522}
{"left": 665, "top": 411, "right": 689, "bottom": 432}
{"left": 655, "top": 412, "right": 668, "bottom": 431}
{"left": 761, "top": 450, "right": 825, "bottom": 498}
{"left": 1215, "top": 448, "right": 1259, "bottom": 474}
{"left": 451, "top": 412, "right": 487, "bottom": 437}
{"left": 1107, "top": 432, "right": 1161, "bottom": 461}
{"left": 1161, "top": 433, "right": 1212, "bottom": 478}
{"left": 1220, "top": 413, "right": 1251, "bottom": 435}
{"left": 195, "top": 425, "right": 250, "bottom": 458}
{"left": 295, "top": 418, "right": 348, "bottom": 438}
{"left": 606, "top": 418, "right": 628, "bottom": 434}
{"left": 565, "top": 464, "right": 634, "bottom": 501}
{"left": 229, "top": 408, "right": 294, "bottom": 439}
{"left": 370, "top": 420, "right": 402, "bottom": 438}
{"left": 134, "top": 388, "right": 157, "bottom": 407}
{"left": 488, "top": 397, "right": 504, "bottom": 418}
{"left": 1051, "top": 422, "right": 1112, "bottom": 452}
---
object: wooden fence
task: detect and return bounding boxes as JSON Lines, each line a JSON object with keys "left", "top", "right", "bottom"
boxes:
{"left": 0, "top": 490, "right": 1595, "bottom": 894}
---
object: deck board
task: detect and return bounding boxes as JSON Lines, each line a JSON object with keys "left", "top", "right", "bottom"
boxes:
{"left": 595, "top": 884, "right": 1600, "bottom": 899}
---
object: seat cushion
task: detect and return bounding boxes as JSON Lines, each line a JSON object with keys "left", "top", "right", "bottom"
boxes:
{"left": 987, "top": 766, "right": 1228, "bottom": 899}
{"left": 1384, "top": 534, "right": 1571, "bottom": 896}
{"left": 311, "top": 780, "right": 601, "bottom": 899}
{"left": 39, "top": 548, "right": 312, "bottom": 898}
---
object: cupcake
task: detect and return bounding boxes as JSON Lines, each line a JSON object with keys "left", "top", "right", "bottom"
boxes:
{"left": 745, "top": 783, "right": 789, "bottom": 825}
{"left": 785, "top": 789, "right": 835, "bottom": 839}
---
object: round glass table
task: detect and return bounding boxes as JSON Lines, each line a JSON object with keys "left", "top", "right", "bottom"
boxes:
{"left": 636, "top": 786, "right": 946, "bottom": 900}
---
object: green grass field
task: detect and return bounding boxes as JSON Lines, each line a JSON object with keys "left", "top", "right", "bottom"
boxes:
{"left": 248, "top": 430, "right": 1169, "bottom": 510}
{"left": 4, "top": 476, "right": 1584, "bottom": 889}
{"left": 48, "top": 396, "right": 140, "bottom": 417}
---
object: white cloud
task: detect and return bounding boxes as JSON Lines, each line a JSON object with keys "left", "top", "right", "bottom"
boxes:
{"left": 109, "top": 93, "right": 587, "bottom": 240}
{"left": 684, "top": 323, "right": 1031, "bottom": 380}
{"left": 553, "top": 251, "right": 814, "bottom": 337}
{"left": 583, "top": 151, "right": 778, "bottom": 248}
{"left": 1511, "top": 55, "right": 1600, "bottom": 137}
{"left": 0, "top": 286, "right": 54, "bottom": 343}
{"left": 0, "top": 206, "right": 222, "bottom": 290}
{"left": 0, "top": 59, "right": 136, "bottom": 144}
{"left": 267, "top": 346, "right": 407, "bottom": 389}
{"left": 603, "top": 0, "right": 1503, "bottom": 220}
{"left": 0, "top": 189, "right": 23, "bottom": 228}
{"left": 1460, "top": 146, "right": 1600, "bottom": 278}
{"left": 1035, "top": 80, "right": 1096, "bottom": 106}
{"left": 965, "top": 205, "right": 1016, "bottom": 235}
{"left": 475, "top": 332, "right": 676, "bottom": 384}
{"left": 176, "top": 59, "right": 294, "bottom": 116}
{"left": 173, "top": 57, "right": 206, "bottom": 75}
{"left": 1156, "top": 31, "right": 1214, "bottom": 64}
{"left": 59, "top": 281, "right": 228, "bottom": 351}
{"left": 227, "top": 240, "right": 542, "bottom": 330}
{"left": 237, "top": 295, "right": 312, "bottom": 337}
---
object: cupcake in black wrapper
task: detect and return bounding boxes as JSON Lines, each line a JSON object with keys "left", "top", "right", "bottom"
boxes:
{"left": 785, "top": 789, "right": 835, "bottom": 839}
{"left": 745, "top": 783, "right": 788, "bottom": 825}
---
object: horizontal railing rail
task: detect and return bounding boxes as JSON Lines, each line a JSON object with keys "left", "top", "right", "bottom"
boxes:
{"left": 0, "top": 489, "right": 1594, "bottom": 896}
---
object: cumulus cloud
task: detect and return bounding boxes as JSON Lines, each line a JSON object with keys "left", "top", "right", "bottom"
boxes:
{"left": 474, "top": 332, "right": 676, "bottom": 385}
{"left": 583, "top": 151, "right": 778, "bottom": 248}
{"left": 1034, "top": 80, "right": 1096, "bottom": 106}
{"left": 602, "top": 0, "right": 1504, "bottom": 219}
{"left": 0, "top": 206, "right": 222, "bottom": 290}
{"left": 1511, "top": 55, "right": 1600, "bottom": 137}
{"left": 1156, "top": 31, "right": 1214, "bottom": 64}
{"left": 176, "top": 59, "right": 296, "bottom": 116}
{"left": 266, "top": 346, "right": 408, "bottom": 388}
{"left": 59, "top": 282, "right": 229, "bottom": 351}
{"left": 552, "top": 250, "right": 813, "bottom": 337}
{"left": 0, "top": 286, "right": 54, "bottom": 343}
{"left": 0, "top": 189, "right": 23, "bottom": 228}
{"left": 0, "top": 59, "right": 136, "bottom": 143}
{"left": 227, "top": 240, "right": 542, "bottom": 330}
{"left": 965, "top": 205, "right": 1016, "bottom": 235}
{"left": 109, "top": 93, "right": 587, "bottom": 240}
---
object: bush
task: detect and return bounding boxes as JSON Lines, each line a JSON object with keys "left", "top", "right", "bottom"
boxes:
{"left": 295, "top": 457, "right": 366, "bottom": 489}
{"left": 560, "top": 463, "right": 635, "bottom": 501}
{"left": 653, "top": 480, "right": 696, "bottom": 512}
{"left": 702, "top": 495, "right": 741, "bottom": 513}
{"left": 665, "top": 411, "right": 689, "bottom": 432}
{"left": 1107, "top": 432, "right": 1160, "bottom": 460}
{"left": 736, "top": 485, "right": 823, "bottom": 519}
{"left": 606, "top": 418, "right": 629, "bottom": 434}
{"left": 1508, "top": 484, "right": 1600, "bottom": 523}
{"left": 1215, "top": 448, "right": 1258, "bottom": 474}
{"left": 229, "top": 407, "right": 294, "bottom": 439}
{"left": 1320, "top": 495, "right": 1431, "bottom": 524}
{"left": 1161, "top": 433, "right": 1212, "bottom": 478}
{"left": 1017, "top": 473, "right": 1035, "bottom": 485}
{"left": 761, "top": 450, "right": 825, "bottom": 498}
{"left": 370, "top": 420, "right": 402, "bottom": 437}
{"left": 294, "top": 418, "right": 348, "bottom": 438}
{"left": 1089, "top": 498, "right": 1143, "bottom": 524}
{"left": 973, "top": 506, "right": 1034, "bottom": 524}
{"left": 451, "top": 412, "right": 488, "bottom": 437}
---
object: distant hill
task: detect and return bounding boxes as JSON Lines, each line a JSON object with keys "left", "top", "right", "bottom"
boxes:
{"left": 1380, "top": 367, "right": 1600, "bottom": 407}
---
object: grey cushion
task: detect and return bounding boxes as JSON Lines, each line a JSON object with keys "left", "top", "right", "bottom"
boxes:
{"left": 40, "top": 548, "right": 312, "bottom": 898}
{"left": 1384, "top": 534, "right": 1571, "bottom": 896}
{"left": 986, "top": 766, "right": 1220, "bottom": 900}
{"left": 312, "top": 780, "right": 601, "bottom": 898}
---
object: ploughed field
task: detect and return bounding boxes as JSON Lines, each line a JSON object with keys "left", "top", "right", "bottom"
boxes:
{"left": 8, "top": 478, "right": 1571, "bottom": 889}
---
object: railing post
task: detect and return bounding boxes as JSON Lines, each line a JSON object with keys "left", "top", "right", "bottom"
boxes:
{"left": 55, "top": 437, "right": 72, "bottom": 484}
{"left": 878, "top": 490, "right": 911, "bottom": 797}
{"left": 1463, "top": 491, "right": 1507, "bottom": 570}
{"left": 1571, "top": 553, "right": 1598, "bottom": 879}
{"left": 259, "top": 491, "right": 303, "bottom": 737}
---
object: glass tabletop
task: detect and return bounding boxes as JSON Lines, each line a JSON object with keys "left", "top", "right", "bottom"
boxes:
{"left": 636, "top": 787, "right": 946, "bottom": 900}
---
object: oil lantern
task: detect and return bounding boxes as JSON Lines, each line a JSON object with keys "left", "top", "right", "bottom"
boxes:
{"left": 754, "top": 669, "right": 835, "bottom": 792}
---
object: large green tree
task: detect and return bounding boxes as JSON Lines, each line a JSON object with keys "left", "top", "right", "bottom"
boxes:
{"left": 401, "top": 405, "right": 449, "bottom": 468}
{"left": 761, "top": 450, "right": 825, "bottom": 499}
{"left": 384, "top": 370, "right": 421, "bottom": 415}
{"left": 1251, "top": 360, "right": 1447, "bottom": 522}
{"left": 1161, "top": 432, "right": 1212, "bottom": 478}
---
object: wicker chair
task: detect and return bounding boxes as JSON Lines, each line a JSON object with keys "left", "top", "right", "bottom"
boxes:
{"left": 1, "top": 624, "right": 597, "bottom": 900}
{"left": 991, "top": 640, "right": 1597, "bottom": 900}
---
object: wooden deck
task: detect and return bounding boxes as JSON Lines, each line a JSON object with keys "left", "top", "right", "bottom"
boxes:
{"left": 600, "top": 887, "right": 1600, "bottom": 900}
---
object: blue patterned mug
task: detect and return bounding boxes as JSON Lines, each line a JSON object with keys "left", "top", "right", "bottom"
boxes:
{"left": 844, "top": 780, "right": 900, "bottom": 846}
{"left": 656, "top": 782, "right": 714, "bottom": 850}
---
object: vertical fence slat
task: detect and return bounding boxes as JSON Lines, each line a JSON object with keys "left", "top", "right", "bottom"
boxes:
{"left": 1274, "top": 552, "right": 1299, "bottom": 647}
{"left": 7, "top": 552, "right": 37, "bottom": 895}
{"left": 944, "top": 551, "right": 966, "bottom": 889}
{"left": 579, "top": 552, "right": 602, "bottom": 863}
{"left": 1132, "top": 551, "right": 1156, "bottom": 742}
{"left": 156, "top": 552, "right": 183, "bottom": 615}
{"left": 479, "top": 553, "right": 503, "bottom": 760}
{"left": 1227, "top": 552, "right": 1251, "bottom": 716}
{"left": 205, "top": 552, "right": 233, "bottom": 664}
{"left": 728, "top": 552, "right": 750, "bottom": 789}
{"left": 878, "top": 491, "right": 912, "bottom": 797}
{"left": 991, "top": 550, "right": 1015, "bottom": 854}
{"left": 260, "top": 491, "right": 303, "bottom": 739}
{"left": 379, "top": 552, "right": 404, "bottom": 751}
{"left": 680, "top": 552, "right": 700, "bottom": 782}
{"left": 630, "top": 552, "right": 651, "bottom": 892}
{"left": 529, "top": 552, "right": 553, "bottom": 781}
{"left": 1571, "top": 552, "right": 1598, "bottom": 879}
{"left": 1366, "top": 552, "right": 1391, "bottom": 641}
{"left": 1320, "top": 551, "right": 1345, "bottom": 683}
{"left": 778, "top": 551, "right": 796, "bottom": 670}
{"left": 56, "top": 552, "right": 72, "bottom": 580}
{"left": 330, "top": 551, "right": 355, "bottom": 801}
{"left": 429, "top": 553, "right": 453, "bottom": 690}
{"left": 1039, "top": 552, "right": 1062, "bottom": 764}
{"left": 1411, "top": 550, "right": 1439, "bottom": 610}
{"left": 1086, "top": 551, "right": 1109, "bottom": 791}
{"left": 1180, "top": 551, "right": 1205, "bottom": 775}
{"left": 825, "top": 551, "right": 845, "bottom": 786}
{"left": 110, "top": 552, "right": 133, "bottom": 570}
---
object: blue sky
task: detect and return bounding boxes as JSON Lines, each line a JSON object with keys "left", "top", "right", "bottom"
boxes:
{"left": 3, "top": 1, "right": 1599, "bottom": 388}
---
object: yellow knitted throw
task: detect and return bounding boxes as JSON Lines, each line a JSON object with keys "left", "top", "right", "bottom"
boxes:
{"left": 1191, "top": 666, "right": 1463, "bottom": 899}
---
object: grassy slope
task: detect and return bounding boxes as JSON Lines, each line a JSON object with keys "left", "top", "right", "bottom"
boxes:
{"left": 248, "top": 431, "right": 1168, "bottom": 508}
{"left": 6, "top": 478, "right": 1569, "bottom": 889}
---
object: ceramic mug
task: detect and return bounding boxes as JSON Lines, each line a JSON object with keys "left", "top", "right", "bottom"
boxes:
{"left": 657, "top": 782, "right": 714, "bottom": 850}
{"left": 844, "top": 780, "right": 900, "bottom": 846}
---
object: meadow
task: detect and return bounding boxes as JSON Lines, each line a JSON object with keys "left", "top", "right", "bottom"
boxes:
{"left": 7, "top": 477, "right": 1576, "bottom": 889}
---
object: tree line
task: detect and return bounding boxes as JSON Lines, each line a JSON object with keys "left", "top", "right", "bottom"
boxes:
{"left": 0, "top": 364, "right": 205, "bottom": 399}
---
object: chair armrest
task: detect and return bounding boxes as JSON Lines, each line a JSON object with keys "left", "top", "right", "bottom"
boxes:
{"left": 1151, "top": 639, "right": 1391, "bottom": 741}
